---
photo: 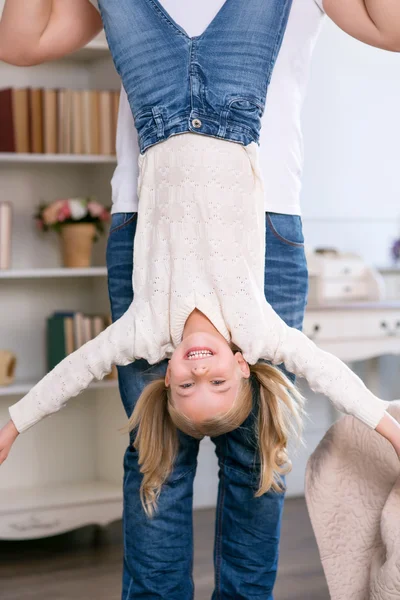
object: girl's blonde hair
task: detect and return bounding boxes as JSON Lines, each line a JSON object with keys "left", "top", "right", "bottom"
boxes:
{"left": 126, "top": 362, "right": 305, "bottom": 517}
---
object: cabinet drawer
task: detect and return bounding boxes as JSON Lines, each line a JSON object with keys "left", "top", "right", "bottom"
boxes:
{"left": 303, "top": 309, "right": 400, "bottom": 342}
{"left": 321, "top": 279, "right": 369, "bottom": 301}
{"left": 309, "top": 278, "right": 370, "bottom": 304}
{"left": 319, "top": 259, "right": 366, "bottom": 279}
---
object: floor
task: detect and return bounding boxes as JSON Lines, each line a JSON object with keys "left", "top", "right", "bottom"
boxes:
{"left": 0, "top": 498, "right": 329, "bottom": 600}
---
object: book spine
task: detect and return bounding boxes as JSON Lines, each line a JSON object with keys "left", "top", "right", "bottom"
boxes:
{"left": 92, "top": 316, "right": 105, "bottom": 337}
{"left": 12, "top": 89, "right": 30, "bottom": 153}
{"left": 29, "top": 89, "right": 44, "bottom": 154}
{"left": 73, "top": 312, "right": 84, "bottom": 349}
{"left": 64, "top": 317, "right": 75, "bottom": 355}
{"left": 57, "top": 89, "right": 65, "bottom": 154}
{"left": 47, "top": 316, "right": 67, "bottom": 371}
{"left": 81, "top": 90, "right": 92, "bottom": 155}
{"left": 111, "top": 90, "right": 120, "bottom": 156}
{"left": 98, "top": 91, "right": 113, "bottom": 155}
{"left": 43, "top": 89, "right": 58, "bottom": 154}
{"left": 90, "top": 91, "right": 100, "bottom": 155}
{"left": 72, "top": 91, "right": 83, "bottom": 154}
{"left": 0, "top": 202, "right": 12, "bottom": 270}
{"left": 0, "top": 89, "right": 15, "bottom": 152}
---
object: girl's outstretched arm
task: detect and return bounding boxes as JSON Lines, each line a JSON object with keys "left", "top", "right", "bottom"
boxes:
{"left": 256, "top": 300, "right": 400, "bottom": 450}
{"left": 0, "top": 0, "right": 102, "bottom": 66}
{"left": 7, "top": 304, "right": 136, "bottom": 435}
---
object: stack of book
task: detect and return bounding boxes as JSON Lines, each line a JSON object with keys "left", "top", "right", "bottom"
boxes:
{"left": 0, "top": 202, "right": 12, "bottom": 270}
{"left": 0, "top": 88, "right": 120, "bottom": 155}
{"left": 47, "top": 311, "right": 117, "bottom": 379}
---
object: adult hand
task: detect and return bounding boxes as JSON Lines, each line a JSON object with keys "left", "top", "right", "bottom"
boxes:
{"left": 0, "top": 420, "right": 19, "bottom": 465}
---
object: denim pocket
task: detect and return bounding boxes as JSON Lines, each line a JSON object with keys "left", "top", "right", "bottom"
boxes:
{"left": 266, "top": 213, "right": 304, "bottom": 247}
{"left": 109, "top": 212, "right": 137, "bottom": 234}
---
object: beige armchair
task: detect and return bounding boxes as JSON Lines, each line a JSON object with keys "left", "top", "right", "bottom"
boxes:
{"left": 305, "top": 402, "right": 400, "bottom": 600}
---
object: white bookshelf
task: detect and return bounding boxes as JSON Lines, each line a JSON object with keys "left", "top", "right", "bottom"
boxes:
{"left": 68, "top": 40, "right": 111, "bottom": 62}
{"left": 0, "top": 379, "right": 117, "bottom": 397}
{"left": 0, "top": 153, "right": 117, "bottom": 164}
{"left": 0, "top": 15, "right": 131, "bottom": 540}
{"left": 0, "top": 267, "right": 107, "bottom": 279}
{"left": 0, "top": 481, "right": 122, "bottom": 540}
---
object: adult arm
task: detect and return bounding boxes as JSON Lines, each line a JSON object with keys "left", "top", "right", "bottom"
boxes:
{"left": 8, "top": 306, "right": 136, "bottom": 434}
{"left": 322, "top": 0, "right": 400, "bottom": 52}
{"left": 0, "top": 0, "right": 102, "bottom": 66}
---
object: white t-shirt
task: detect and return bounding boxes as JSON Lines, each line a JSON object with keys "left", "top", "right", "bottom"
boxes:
{"left": 111, "top": 0, "right": 325, "bottom": 216}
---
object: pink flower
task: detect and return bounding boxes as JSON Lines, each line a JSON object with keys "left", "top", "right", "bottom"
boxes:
{"left": 42, "top": 199, "right": 67, "bottom": 225}
{"left": 87, "top": 201, "right": 105, "bottom": 218}
{"left": 35, "top": 218, "right": 44, "bottom": 231}
{"left": 57, "top": 203, "right": 72, "bottom": 222}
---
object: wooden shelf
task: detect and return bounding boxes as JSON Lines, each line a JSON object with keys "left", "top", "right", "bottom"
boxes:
{"left": 0, "top": 379, "right": 118, "bottom": 397}
{"left": 0, "top": 153, "right": 117, "bottom": 164}
{"left": 0, "top": 267, "right": 107, "bottom": 280}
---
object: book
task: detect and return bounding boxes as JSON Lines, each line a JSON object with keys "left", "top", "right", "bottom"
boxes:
{"left": 29, "top": 89, "right": 44, "bottom": 153}
{"left": 0, "top": 88, "right": 30, "bottom": 153}
{"left": 92, "top": 315, "right": 105, "bottom": 337}
{"left": 0, "top": 202, "right": 12, "bottom": 269}
{"left": 57, "top": 89, "right": 72, "bottom": 154}
{"left": 47, "top": 315, "right": 67, "bottom": 371}
{"left": 111, "top": 90, "right": 120, "bottom": 155}
{"left": 83, "top": 316, "right": 92, "bottom": 344}
{"left": 72, "top": 90, "right": 83, "bottom": 154}
{"left": 43, "top": 89, "right": 58, "bottom": 154}
{"left": 81, "top": 90, "right": 92, "bottom": 155}
{"left": 0, "top": 89, "right": 15, "bottom": 152}
{"left": 73, "top": 311, "right": 84, "bottom": 349}
{"left": 52, "top": 310, "right": 84, "bottom": 350}
{"left": 64, "top": 317, "right": 75, "bottom": 355}
{"left": 12, "top": 89, "right": 30, "bottom": 153}
{"left": 98, "top": 91, "right": 113, "bottom": 155}
{"left": 90, "top": 90, "right": 100, "bottom": 154}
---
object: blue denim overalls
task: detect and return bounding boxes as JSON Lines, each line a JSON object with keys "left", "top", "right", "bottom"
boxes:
{"left": 98, "top": 0, "right": 293, "bottom": 152}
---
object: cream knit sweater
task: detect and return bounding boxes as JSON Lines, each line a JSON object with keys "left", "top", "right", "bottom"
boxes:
{"left": 9, "top": 134, "right": 389, "bottom": 433}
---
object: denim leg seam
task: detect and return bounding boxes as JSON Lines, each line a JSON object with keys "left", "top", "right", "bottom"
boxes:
{"left": 215, "top": 457, "right": 226, "bottom": 599}
{"left": 124, "top": 574, "right": 134, "bottom": 600}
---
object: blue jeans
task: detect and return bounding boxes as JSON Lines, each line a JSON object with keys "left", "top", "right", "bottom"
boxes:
{"left": 106, "top": 212, "right": 308, "bottom": 600}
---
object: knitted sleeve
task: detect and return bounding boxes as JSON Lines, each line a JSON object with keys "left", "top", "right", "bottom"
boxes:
{"left": 255, "top": 300, "right": 390, "bottom": 430}
{"left": 9, "top": 306, "right": 136, "bottom": 433}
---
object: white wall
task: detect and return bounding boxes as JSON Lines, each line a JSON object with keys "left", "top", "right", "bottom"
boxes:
{"left": 301, "top": 18, "right": 400, "bottom": 266}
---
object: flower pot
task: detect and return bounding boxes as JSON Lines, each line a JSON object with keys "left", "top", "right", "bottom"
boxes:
{"left": 59, "top": 223, "right": 96, "bottom": 268}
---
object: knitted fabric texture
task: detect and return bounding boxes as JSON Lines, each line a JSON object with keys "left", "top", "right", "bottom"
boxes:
{"left": 9, "top": 134, "right": 389, "bottom": 433}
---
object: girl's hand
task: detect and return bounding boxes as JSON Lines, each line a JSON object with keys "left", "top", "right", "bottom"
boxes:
{"left": 0, "top": 420, "right": 19, "bottom": 465}
{"left": 376, "top": 412, "right": 400, "bottom": 459}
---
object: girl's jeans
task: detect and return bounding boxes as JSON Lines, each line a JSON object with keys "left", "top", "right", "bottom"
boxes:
{"left": 106, "top": 212, "right": 308, "bottom": 600}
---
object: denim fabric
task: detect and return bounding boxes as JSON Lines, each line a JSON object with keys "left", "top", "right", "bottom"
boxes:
{"left": 97, "top": 0, "right": 293, "bottom": 152}
{"left": 106, "top": 211, "right": 308, "bottom": 599}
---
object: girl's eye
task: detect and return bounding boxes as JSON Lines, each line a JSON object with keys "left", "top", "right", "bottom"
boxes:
{"left": 180, "top": 383, "right": 194, "bottom": 389}
{"left": 211, "top": 380, "right": 226, "bottom": 386}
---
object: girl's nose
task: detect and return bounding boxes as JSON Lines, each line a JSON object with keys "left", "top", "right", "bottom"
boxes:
{"left": 191, "top": 365, "right": 208, "bottom": 375}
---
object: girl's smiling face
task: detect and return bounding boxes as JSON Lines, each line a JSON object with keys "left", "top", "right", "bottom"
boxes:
{"left": 165, "top": 332, "right": 250, "bottom": 423}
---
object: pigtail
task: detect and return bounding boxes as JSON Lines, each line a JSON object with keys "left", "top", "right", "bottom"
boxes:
{"left": 250, "top": 362, "right": 306, "bottom": 497}
{"left": 127, "top": 378, "right": 179, "bottom": 517}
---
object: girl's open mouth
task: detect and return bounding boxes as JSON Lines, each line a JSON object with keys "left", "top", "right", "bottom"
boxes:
{"left": 185, "top": 347, "right": 215, "bottom": 360}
